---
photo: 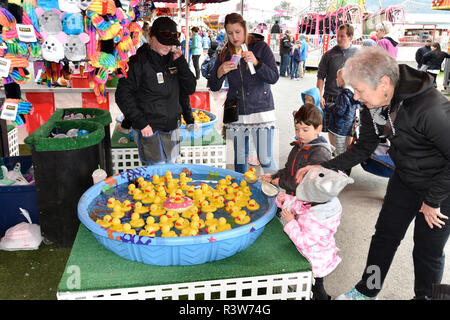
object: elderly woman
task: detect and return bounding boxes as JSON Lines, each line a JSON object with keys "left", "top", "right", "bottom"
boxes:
{"left": 296, "top": 47, "right": 450, "bottom": 300}
{"left": 375, "top": 21, "right": 398, "bottom": 59}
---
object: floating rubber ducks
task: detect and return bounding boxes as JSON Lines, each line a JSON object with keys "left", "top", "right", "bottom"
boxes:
{"left": 200, "top": 183, "right": 212, "bottom": 198}
{"left": 235, "top": 212, "right": 251, "bottom": 225}
{"left": 160, "top": 224, "right": 178, "bottom": 237}
{"left": 244, "top": 167, "right": 258, "bottom": 183}
{"left": 107, "top": 197, "right": 118, "bottom": 209}
{"left": 211, "top": 195, "right": 225, "bottom": 209}
{"left": 152, "top": 174, "right": 161, "bottom": 185}
{"left": 166, "top": 210, "right": 180, "bottom": 223}
{"left": 179, "top": 171, "right": 192, "bottom": 184}
{"left": 139, "top": 224, "right": 159, "bottom": 237}
{"left": 148, "top": 203, "right": 165, "bottom": 217}
{"left": 127, "top": 184, "right": 136, "bottom": 195}
{"left": 158, "top": 215, "right": 174, "bottom": 229}
{"left": 145, "top": 217, "right": 161, "bottom": 232}
{"left": 96, "top": 215, "right": 112, "bottom": 228}
{"left": 121, "top": 200, "right": 132, "bottom": 212}
{"left": 224, "top": 188, "right": 236, "bottom": 201}
{"left": 142, "top": 188, "right": 156, "bottom": 204}
{"left": 129, "top": 212, "right": 145, "bottom": 228}
{"left": 229, "top": 206, "right": 241, "bottom": 218}
{"left": 225, "top": 175, "right": 234, "bottom": 185}
{"left": 199, "top": 200, "right": 217, "bottom": 214}
{"left": 132, "top": 189, "right": 144, "bottom": 201}
{"left": 174, "top": 217, "right": 190, "bottom": 230}
{"left": 205, "top": 212, "right": 218, "bottom": 227}
{"left": 216, "top": 217, "right": 231, "bottom": 232}
{"left": 186, "top": 185, "right": 196, "bottom": 198}
{"left": 111, "top": 204, "right": 125, "bottom": 219}
{"left": 206, "top": 224, "right": 218, "bottom": 234}
{"left": 181, "top": 223, "right": 199, "bottom": 237}
{"left": 122, "top": 223, "right": 137, "bottom": 235}
{"left": 109, "top": 218, "right": 123, "bottom": 232}
{"left": 215, "top": 184, "right": 227, "bottom": 196}
{"left": 246, "top": 199, "right": 260, "bottom": 211}
{"left": 191, "top": 215, "right": 206, "bottom": 229}
{"left": 133, "top": 202, "right": 149, "bottom": 215}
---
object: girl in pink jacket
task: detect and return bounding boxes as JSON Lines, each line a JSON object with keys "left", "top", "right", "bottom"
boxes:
{"left": 276, "top": 167, "right": 353, "bottom": 299}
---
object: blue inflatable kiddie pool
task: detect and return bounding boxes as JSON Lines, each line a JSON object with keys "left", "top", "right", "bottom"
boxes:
{"left": 78, "top": 164, "right": 277, "bottom": 266}
{"left": 179, "top": 109, "right": 218, "bottom": 142}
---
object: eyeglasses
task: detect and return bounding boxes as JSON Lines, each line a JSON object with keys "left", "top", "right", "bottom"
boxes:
{"left": 159, "top": 31, "right": 180, "bottom": 40}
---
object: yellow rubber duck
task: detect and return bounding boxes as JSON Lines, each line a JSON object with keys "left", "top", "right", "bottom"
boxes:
{"left": 211, "top": 195, "right": 225, "bottom": 209}
{"left": 109, "top": 218, "right": 123, "bottom": 232}
{"left": 224, "top": 200, "right": 238, "bottom": 213}
{"left": 216, "top": 217, "right": 231, "bottom": 232}
{"left": 166, "top": 181, "right": 178, "bottom": 195}
{"left": 127, "top": 184, "right": 136, "bottom": 195}
{"left": 174, "top": 217, "right": 190, "bottom": 230}
{"left": 139, "top": 224, "right": 158, "bottom": 237}
{"left": 179, "top": 172, "right": 192, "bottom": 184}
{"left": 132, "top": 189, "right": 144, "bottom": 201}
{"left": 149, "top": 203, "right": 165, "bottom": 217}
{"left": 235, "top": 212, "right": 251, "bottom": 225}
{"left": 181, "top": 223, "right": 199, "bottom": 237}
{"left": 156, "top": 186, "right": 167, "bottom": 200}
{"left": 247, "top": 199, "right": 260, "bottom": 211}
{"left": 205, "top": 212, "right": 218, "bottom": 227}
{"left": 152, "top": 174, "right": 161, "bottom": 185}
{"left": 200, "top": 183, "right": 212, "bottom": 198}
{"left": 166, "top": 210, "right": 180, "bottom": 222}
{"left": 96, "top": 215, "right": 112, "bottom": 228}
{"left": 141, "top": 189, "right": 156, "bottom": 204}
{"left": 244, "top": 167, "right": 258, "bottom": 183}
{"left": 206, "top": 223, "right": 218, "bottom": 234}
{"left": 225, "top": 175, "right": 234, "bottom": 185}
{"left": 199, "top": 200, "right": 217, "bottom": 214}
{"left": 129, "top": 212, "right": 145, "bottom": 228}
{"left": 106, "top": 197, "right": 119, "bottom": 209}
{"left": 133, "top": 202, "right": 149, "bottom": 215}
{"left": 191, "top": 215, "right": 206, "bottom": 229}
{"left": 239, "top": 180, "right": 248, "bottom": 189}
{"left": 145, "top": 217, "right": 161, "bottom": 232}
{"left": 228, "top": 206, "right": 241, "bottom": 218}
{"left": 192, "top": 188, "right": 204, "bottom": 204}
{"left": 179, "top": 182, "right": 190, "bottom": 191}
{"left": 111, "top": 204, "right": 125, "bottom": 219}
{"left": 139, "top": 180, "right": 149, "bottom": 191}
{"left": 241, "top": 186, "right": 252, "bottom": 197}
{"left": 152, "top": 195, "right": 164, "bottom": 206}
{"left": 158, "top": 215, "right": 174, "bottom": 229}
{"left": 121, "top": 200, "right": 132, "bottom": 212}
{"left": 160, "top": 224, "right": 178, "bottom": 237}
{"left": 186, "top": 185, "right": 196, "bottom": 198}
{"left": 215, "top": 184, "right": 227, "bottom": 196}
{"left": 234, "top": 191, "right": 250, "bottom": 208}
{"left": 122, "top": 223, "right": 137, "bottom": 235}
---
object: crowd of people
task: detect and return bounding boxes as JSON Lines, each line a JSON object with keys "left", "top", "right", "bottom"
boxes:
{"left": 115, "top": 14, "right": 450, "bottom": 301}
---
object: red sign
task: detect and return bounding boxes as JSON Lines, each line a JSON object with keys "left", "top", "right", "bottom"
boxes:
{"left": 322, "top": 35, "right": 330, "bottom": 54}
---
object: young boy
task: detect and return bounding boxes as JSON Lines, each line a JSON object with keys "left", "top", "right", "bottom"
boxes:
{"left": 263, "top": 103, "right": 333, "bottom": 195}
{"left": 293, "top": 87, "right": 323, "bottom": 118}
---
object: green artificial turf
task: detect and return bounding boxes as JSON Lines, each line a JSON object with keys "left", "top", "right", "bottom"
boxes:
{"left": 0, "top": 244, "right": 70, "bottom": 300}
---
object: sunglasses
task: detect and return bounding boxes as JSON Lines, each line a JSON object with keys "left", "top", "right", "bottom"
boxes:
{"left": 159, "top": 31, "right": 180, "bottom": 40}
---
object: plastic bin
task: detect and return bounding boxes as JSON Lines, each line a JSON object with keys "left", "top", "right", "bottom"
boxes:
{"left": 179, "top": 109, "right": 217, "bottom": 143}
{"left": 0, "top": 155, "right": 39, "bottom": 237}
{"left": 24, "top": 120, "right": 105, "bottom": 247}
{"left": 49, "top": 108, "right": 113, "bottom": 176}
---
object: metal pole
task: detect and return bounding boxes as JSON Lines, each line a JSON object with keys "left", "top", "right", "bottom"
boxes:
{"left": 241, "top": 0, "right": 244, "bottom": 16}
{"left": 185, "top": 0, "right": 189, "bottom": 60}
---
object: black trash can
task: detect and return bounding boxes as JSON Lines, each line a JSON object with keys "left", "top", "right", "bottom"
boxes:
{"left": 48, "top": 108, "right": 113, "bottom": 176}
{"left": 24, "top": 120, "right": 105, "bottom": 247}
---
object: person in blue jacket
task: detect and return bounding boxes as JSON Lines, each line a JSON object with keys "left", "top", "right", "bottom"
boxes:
{"left": 298, "top": 35, "right": 308, "bottom": 78}
{"left": 300, "top": 87, "right": 323, "bottom": 118}
{"left": 208, "top": 12, "right": 279, "bottom": 174}
{"left": 327, "top": 69, "right": 361, "bottom": 156}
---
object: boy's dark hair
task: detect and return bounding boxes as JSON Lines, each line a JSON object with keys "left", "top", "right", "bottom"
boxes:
{"left": 294, "top": 103, "right": 323, "bottom": 128}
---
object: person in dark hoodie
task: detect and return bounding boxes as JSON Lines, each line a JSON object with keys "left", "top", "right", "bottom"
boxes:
{"left": 262, "top": 103, "right": 332, "bottom": 195}
{"left": 375, "top": 21, "right": 398, "bottom": 59}
{"left": 415, "top": 39, "right": 432, "bottom": 70}
{"left": 115, "top": 17, "right": 196, "bottom": 164}
{"left": 296, "top": 47, "right": 450, "bottom": 300}
{"left": 422, "top": 42, "right": 450, "bottom": 86}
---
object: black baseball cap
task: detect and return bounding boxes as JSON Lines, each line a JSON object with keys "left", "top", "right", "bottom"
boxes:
{"left": 151, "top": 17, "right": 181, "bottom": 46}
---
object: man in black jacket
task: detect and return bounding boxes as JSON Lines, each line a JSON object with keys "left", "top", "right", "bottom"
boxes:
{"left": 279, "top": 30, "right": 292, "bottom": 76}
{"left": 415, "top": 39, "right": 432, "bottom": 69}
{"left": 115, "top": 17, "right": 196, "bottom": 164}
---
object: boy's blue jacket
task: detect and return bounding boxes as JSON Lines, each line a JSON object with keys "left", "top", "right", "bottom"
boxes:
{"left": 327, "top": 88, "right": 361, "bottom": 136}
{"left": 301, "top": 87, "right": 324, "bottom": 117}
{"left": 271, "top": 136, "right": 332, "bottom": 195}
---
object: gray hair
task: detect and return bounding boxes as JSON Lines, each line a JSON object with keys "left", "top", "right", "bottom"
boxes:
{"left": 342, "top": 46, "right": 399, "bottom": 90}
{"left": 375, "top": 21, "right": 393, "bottom": 34}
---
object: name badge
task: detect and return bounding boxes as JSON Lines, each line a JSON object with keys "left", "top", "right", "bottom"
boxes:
{"left": 156, "top": 72, "right": 164, "bottom": 84}
{"left": 1, "top": 100, "right": 19, "bottom": 121}
{"left": 16, "top": 24, "right": 37, "bottom": 43}
{"left": 0, "top": 57, "right": 11, "bottom": 78}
